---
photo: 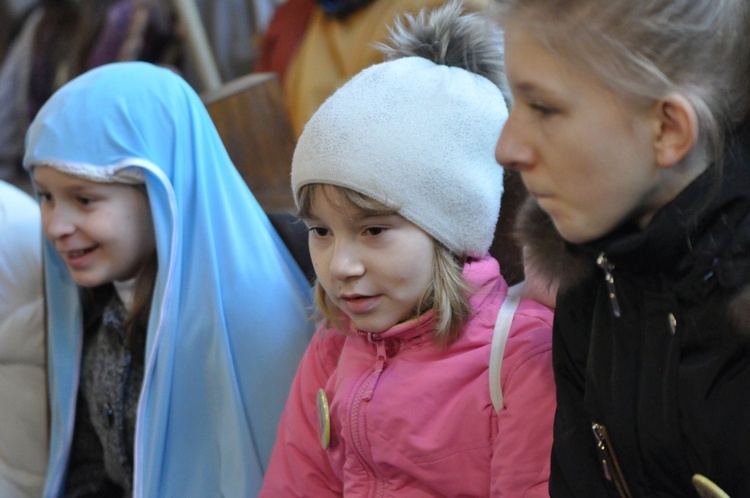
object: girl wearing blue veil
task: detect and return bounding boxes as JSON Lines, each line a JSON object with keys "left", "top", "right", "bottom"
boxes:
{"left": 24, "top": 61, "right": 314, "bottom": 497}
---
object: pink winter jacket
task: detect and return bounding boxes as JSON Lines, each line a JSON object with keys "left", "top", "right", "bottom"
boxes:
{"left": 260, "top": 256, "right": 555, "bottom": 497}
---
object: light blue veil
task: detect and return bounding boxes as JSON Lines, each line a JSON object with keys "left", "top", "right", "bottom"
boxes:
{"left": 24, "top": 62, "right": 313, "bottom": 497}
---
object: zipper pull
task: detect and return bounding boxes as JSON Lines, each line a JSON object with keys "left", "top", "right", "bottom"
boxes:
{"left": 592, "top": 423, "right": 613, "bottom": 481}
{"left": 361, "top": 337, "right": 388, "bottom": 401}
{"left": 592, "top": 422, "right": 633, "bottom": 498}
{"left": 373, "top": 339, "right": 387, "bottom": 372}
{"left": 597, "top": 253, "right": 621, "bottom": 318}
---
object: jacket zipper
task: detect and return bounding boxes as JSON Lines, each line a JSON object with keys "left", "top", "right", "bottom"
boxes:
{"left": 350, "top": 337, "right": 388, "bottom": 497}
{"left": 597, "top": 253, "right": 621, "bottom": 318}
{"left": 592, "top": 422, "right": 633, "bottom": 498}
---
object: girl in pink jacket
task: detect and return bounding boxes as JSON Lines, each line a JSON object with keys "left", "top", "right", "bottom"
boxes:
{"left": 260, "top": 2, "right": 556, "bottom": 496}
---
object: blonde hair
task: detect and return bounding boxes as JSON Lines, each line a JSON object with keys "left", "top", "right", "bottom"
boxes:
{"left": 494, "top": 0, "right": 750, "bottom": 170}
{"left": 298, "top": 184, "right": 472, "bottom": 345}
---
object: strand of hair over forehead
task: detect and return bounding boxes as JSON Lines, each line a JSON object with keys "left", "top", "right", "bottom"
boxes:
{"left": 376, "top": 0, "right": 506, "bottom": 90}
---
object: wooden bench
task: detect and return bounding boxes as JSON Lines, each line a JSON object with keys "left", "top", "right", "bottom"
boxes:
{"left": 201, "top": 72, "right": 297, "bottom": 213}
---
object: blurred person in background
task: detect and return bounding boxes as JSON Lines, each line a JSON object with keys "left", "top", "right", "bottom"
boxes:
{"left": 0, "top": 180, "right": 47, "bottom": 498}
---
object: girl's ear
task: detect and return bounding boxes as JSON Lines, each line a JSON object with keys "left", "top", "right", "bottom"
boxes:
{"left": 653, "top": 93, "right": 699, "bottom": 168}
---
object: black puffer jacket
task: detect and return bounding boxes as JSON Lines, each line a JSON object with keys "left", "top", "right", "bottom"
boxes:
{"left": 520, "top": 121, "right": 750, "bottom": 497}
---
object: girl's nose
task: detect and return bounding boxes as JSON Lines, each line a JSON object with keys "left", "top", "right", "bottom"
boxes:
{"left": 43, "top": 205, "right": 76, "bottom": 240}
{"left": 329, "top": 240, "right": 365, "bottom": 281}
{"left": 495, "top": 112, "right": 534, "bottom": 171}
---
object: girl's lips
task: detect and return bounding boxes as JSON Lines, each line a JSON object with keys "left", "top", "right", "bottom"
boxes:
{"left": 64, "top": 246, "right": 98, "bottom": 269}
{"left": 339, "top": 294, "right": 382, "bottom": 315}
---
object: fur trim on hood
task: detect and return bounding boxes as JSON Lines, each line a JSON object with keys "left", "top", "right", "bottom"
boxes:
{"left": 513, "top": 193, "right": 593, "bottom": 293}
{"left": 514, "top": 188, "right": 750, "bottom": 339}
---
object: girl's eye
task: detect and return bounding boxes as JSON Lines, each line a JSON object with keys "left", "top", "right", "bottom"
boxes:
{"left": 37, "top": 191, "right": 52, "bottom": 202}
{"left": 76, "top": 196, "right": 92, "bottom": 205}
{"left": 529, "top": 101, "right": 558, "bottom": 117}
{"left": 308, "top": 226, "right": 329, "bottom": 237}
{"left": 363, "top": 227, "right": 385, "bottom": 236}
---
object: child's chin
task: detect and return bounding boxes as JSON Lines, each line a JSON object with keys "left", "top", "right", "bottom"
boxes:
{"left": 69, "top": 271, "right": 106, "bottom": 288}
{"left": 349, "top": 318, "right": 391, "bottom": 335}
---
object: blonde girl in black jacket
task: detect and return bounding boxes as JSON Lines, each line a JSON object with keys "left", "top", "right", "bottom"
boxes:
{"left": 493, "top": 0, "right": 750, "bottom": 496}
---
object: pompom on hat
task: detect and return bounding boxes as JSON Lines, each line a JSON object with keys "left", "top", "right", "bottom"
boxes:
{"left": 291, "top": 1, "right": 508, "bottom": 259}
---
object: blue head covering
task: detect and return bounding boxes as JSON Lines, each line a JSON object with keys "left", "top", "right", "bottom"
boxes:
{"left": 24, "top": 62, "right": 313, "bottom": 497}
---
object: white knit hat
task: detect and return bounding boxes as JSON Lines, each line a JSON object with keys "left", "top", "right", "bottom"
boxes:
{"left": 292, "top": 55, "right": 508, "bottom": 258}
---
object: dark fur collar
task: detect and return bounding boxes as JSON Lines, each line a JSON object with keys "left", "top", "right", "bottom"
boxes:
{"left": 514, "top": 194, "right": 750, "bottom": 337}
{"left": 513, "top": 195, "right": 593, "bottom": 293}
